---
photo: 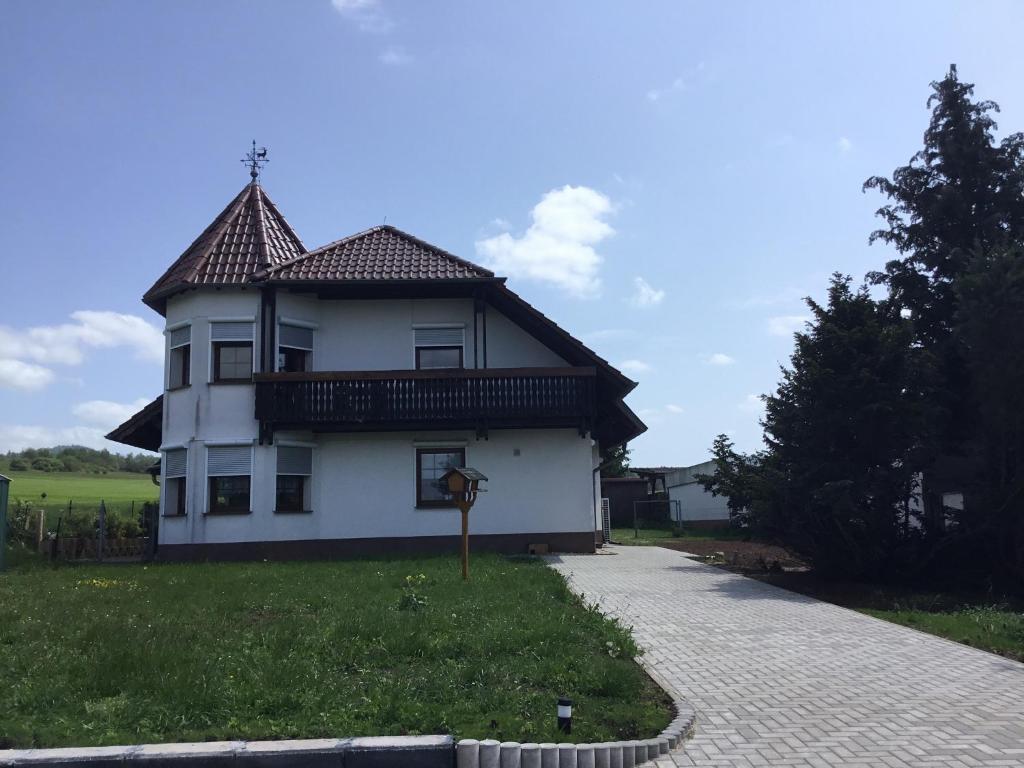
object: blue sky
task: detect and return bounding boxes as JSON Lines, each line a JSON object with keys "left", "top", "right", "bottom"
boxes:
{"left": 2, "top": 0, "right": 1023, "bottom": 466}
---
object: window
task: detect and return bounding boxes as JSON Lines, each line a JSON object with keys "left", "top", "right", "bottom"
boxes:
{"left": 206, "top": 444, "right": 252, "bottom": 514}
{"left": 209, "top": 476, "right": 251, "bottom": 514}
{"left": 211, "top": 322, "right": 254, "bottom": 382}
{"left": 278, "top": 323, "right": 314, "bottom": 373}
{"left": 168, "top": 325, "right": 191, "bottom": 389}
{"left": 163, "top": 448, "right": 187, "bottom": 516}
{"left": 416, "top": 346, "right": 463, "bottom": 369}
{"left": 416, "top": 447, "right": 465, "bottom": 507}
{"left": 276, "top": 445, "right": 313, "bottom": 513}
{"left": 214, "top": 342, "right": 253, "bottom": 381}
{"left": 414, "top": 327, "right": 464, "bottom": 370}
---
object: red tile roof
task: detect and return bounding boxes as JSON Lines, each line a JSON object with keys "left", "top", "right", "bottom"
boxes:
{"left": 262, "top": 225, "right": 494, "bottom": 282}
{"left": 143, "top": 183, "right": 305, "bottom": 310}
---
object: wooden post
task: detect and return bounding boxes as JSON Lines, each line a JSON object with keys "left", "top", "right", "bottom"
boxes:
{"left": 459, "top": 502, "right": 470, "bottom": 581}
{"left": 36, "top": 509, "right": 45, "bottom": 547}
{"left": 97, "top": 500, "right": 106, "bottom": 563}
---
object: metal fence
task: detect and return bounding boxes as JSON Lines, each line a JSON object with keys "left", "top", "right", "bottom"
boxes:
{"left": 3, "top": 493, "right": 159, "bottom": 564}
{"left": 0, "top": 473, "right": 9, "bottom": 571}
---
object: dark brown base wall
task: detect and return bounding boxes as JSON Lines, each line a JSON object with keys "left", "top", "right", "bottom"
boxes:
{"left": 157, "top": 531, "right": 595, "bottom": 562}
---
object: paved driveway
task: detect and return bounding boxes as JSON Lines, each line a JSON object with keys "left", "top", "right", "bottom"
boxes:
{"left": 549, "top": 546, "right": 1024, "bottom": 767}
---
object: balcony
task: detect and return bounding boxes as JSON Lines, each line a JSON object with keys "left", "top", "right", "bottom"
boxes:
{"left": 254, "top": 367, "right": 597, "bottom": 441}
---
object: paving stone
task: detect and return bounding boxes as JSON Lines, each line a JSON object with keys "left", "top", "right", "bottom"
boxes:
{"left": 548, "top": 546, "right": 1024, "bottom": 768}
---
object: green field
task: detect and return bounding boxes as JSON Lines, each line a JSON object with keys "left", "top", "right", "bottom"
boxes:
{"left": 0, "top": 553, "right": 671, "bottom": 748}
{"left": 2, "top": 470, "right": 158, "bottom": 515}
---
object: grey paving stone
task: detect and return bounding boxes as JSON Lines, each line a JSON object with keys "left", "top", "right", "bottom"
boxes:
{"left": 548, "top": 546, "right": 1024, "bottom": 768}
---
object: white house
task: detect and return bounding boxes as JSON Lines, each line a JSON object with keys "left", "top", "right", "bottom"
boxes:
{"left": 665, "top": 461, "right": 732, "bottom": 525}
{"left": 107, "top": 179, "right": 645, "bottom": 560}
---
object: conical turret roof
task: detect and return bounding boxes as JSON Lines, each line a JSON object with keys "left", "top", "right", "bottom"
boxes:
{"left": 143, "top": 182, "right": 305, "bottom": 313}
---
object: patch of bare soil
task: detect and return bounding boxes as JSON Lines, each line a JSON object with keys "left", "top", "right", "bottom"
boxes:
{"left": 657, "top": 539, "right": 806, "bottom": 573}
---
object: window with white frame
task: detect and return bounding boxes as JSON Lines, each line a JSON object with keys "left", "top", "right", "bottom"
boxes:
{"left": 206, "top": 444, "right": 252, "bottom": 514}
{"left": 168, "top": 325, "right": 191, "bottom": 389}
{"left": 277, "top": 323, "right": 313, "bottom": 373}
{"left": 414, "top": 326, "right": 464, "bottom": 370}
{"left": 163, "top": 448, "right": 187, "bottom": 516}
{"left": 210, "top": 321, "right": 254, "bottom": 382}
{"left": 276, "top": 445, "right": 313, "bottom": 512}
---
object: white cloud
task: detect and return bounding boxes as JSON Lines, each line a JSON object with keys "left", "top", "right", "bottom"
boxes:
{"left": 647, "top": 76, "right": 686, "bottom": 102}
{"left": 838, "top": 136, "right": 853, "bottom": 153}
{"left": 490, "top": 217, "right": 512, "bottom": 231}
{"left": 704, "top": 352, "right": 735, "bottom": 366}
{"left": 72, "top": 398, "right": 151, "bottom": 429}
{"left": 767, "top": 315, "right": 810, "bottom": 337}
{"left": 0, "top": 424, "right": 112, "bottom": 453}
{"left": 0, "top": 359, "right": 55, "bottom": 391}
{"left": 629, "top": 277, "right": 665, "bottom": 308}
{"left": 476, "top": 185, "right": 614, "bottom": 298}
{"left": 647, "top": 62, "right": 707, "bottom": 102}
{"left": 738, "top": 394, "right": 764, "bottom": 414}
{"left": 379, "top": 45, "right": 411, "bottom": 66}
{"left": 0, "top": 311, "right": 163, "bottom": 370}
{"left": 665, "top": 404, "right": 684, "bottom": 414}
{"left": 330, "top": 0, "right": 392, "bottom": 32}
{"left": 618, "top": 359, "right": 652, "bottom": 374}
{"left": 581, "top": 328, "right": 636, "bottom": 344}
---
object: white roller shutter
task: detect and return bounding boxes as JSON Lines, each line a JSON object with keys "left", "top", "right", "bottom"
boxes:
{"left": 207, "top": 445, "right": 252, "bottom": 476}
{"left": 277, "top": 446, "right": 313, "bottom": 476}
{"left": 169, "top": 326, "right": 191, "bottom": 348}
{"left": 278, "top": 323, "right": 314, "bottom": 351}
{"left": 414, "top": 327, "right": 464, "bottom": 347}
{"left": 210, "top": 322, "right": 254, "bottom": 341}
{"left": 164, "top": 448, "right": 187, "bottom": 479}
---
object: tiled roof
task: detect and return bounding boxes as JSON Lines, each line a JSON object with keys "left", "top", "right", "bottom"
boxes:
{"left": 263, "top": 225, "right": 494, "bottom": 282}
{"left": 143, "top": 183, "right": 305, "bottom": 310}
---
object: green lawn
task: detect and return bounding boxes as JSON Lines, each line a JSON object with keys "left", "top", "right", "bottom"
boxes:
{"left": 610, "top": 526, "right": 743, "bottom": 545}
{"left": 0, "top": 552, "right": 671, "bottom": 749}
{"left": 3, "top": 470, "right": 157, "bottom": 517}
{"left": 861, "top": 605, "right": 1024, "bottom": 660}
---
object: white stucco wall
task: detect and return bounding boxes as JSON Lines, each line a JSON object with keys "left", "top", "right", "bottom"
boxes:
{"left": 667, "top": 482, "right": 731, "bottom": 522}
{"left": 273, "top": 293, "right": 568, "bottom": 371}
{"left": 158, "top": 288, "right": 588, "bottom": 547}
{"left": 159, "top": 428, "right": 596, "bottom": 545}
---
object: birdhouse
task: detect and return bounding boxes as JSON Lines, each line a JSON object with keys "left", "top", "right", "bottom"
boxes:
{"left": 440, "top": 467, "right": 488, "bottom": 581}
{"left": 440, "top": 467, "right": 488, "bottom": 506}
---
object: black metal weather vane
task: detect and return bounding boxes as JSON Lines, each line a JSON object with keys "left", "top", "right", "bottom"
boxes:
{"left": 242, "top": 140, "right": 268, "bottom": 181}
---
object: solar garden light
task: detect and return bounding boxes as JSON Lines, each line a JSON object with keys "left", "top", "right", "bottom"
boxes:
{"left": 439, "top": 467, "right": 488, "bottom": 581}
{"left": 557, "top": 696, "right": 573, "bottom": 734}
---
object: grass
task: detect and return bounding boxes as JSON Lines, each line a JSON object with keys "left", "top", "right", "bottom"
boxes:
{"left": 3, "top": 469, "right": 157, "bottom": 513}
{"left": 751, "top": 572, "right": 1024, "bottom": 662}
{"left": 861, "top": 604, "right": 1024, "bottom": 660}
{"left": 0, "top": 551, "right": 671, "bottom": 749}
{"left": 612, "top": 527, "right": 1024, "bottom": 661}
{"left": 610, "top": 525, "right": 744, "bottom": 545}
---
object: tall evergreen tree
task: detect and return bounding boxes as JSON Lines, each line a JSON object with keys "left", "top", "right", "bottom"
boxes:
{"left": 864, "top": 65, "right": 1024, "bottom": 589}
{"left": 865, "top": 64, "right": 1024, "bottom": 348}
{"left": 952, "top": 244, "right": 1024, "bottom": 588}
{"left": 741, "top": 276, "right": 931, "bottom": 578}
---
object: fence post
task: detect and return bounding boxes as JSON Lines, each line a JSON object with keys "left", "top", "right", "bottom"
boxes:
{"left": 36, "top": 509, "right": 46, "bottom": 548}
{"left": 0, "top": 473, "right": 10, "bottom": 572}
{"left": 97, "top": 500, "right": 106, "bottom": 563}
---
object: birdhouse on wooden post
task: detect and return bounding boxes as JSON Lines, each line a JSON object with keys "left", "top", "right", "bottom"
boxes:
{"left": 441, "top": 467, "right": 487, "bottom": 581}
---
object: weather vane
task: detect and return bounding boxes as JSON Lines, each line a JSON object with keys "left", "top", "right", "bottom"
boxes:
{"left": 242, "top": 140, "right": 268, "bottom": 181}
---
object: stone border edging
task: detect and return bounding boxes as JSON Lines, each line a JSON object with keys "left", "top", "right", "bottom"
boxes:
{"left": 0, "top": 735, "right": 453, "bottom": 768}
{"left": 455, "top": 696, "right": 695, "bottom": 768}
{"left": 452, "top": 557, "right": 700, "bottom": 768}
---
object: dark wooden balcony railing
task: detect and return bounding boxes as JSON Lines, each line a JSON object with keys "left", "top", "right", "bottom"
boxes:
{"left": 254, "top": 367, "right": 596, "bottom": 441}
